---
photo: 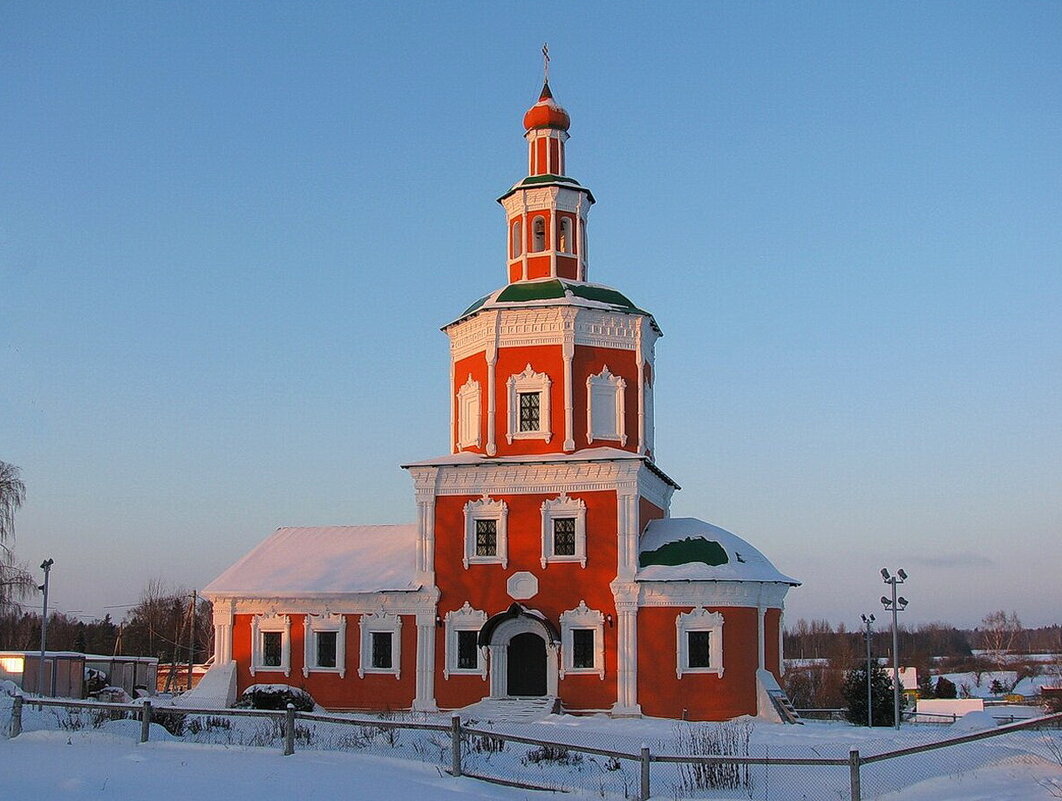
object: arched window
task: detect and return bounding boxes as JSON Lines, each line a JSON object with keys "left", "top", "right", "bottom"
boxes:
{"left": 512, "top": 220, "right": 522, "bottom": 258}
{"left": 532, "top": 217, "right": 546, "bottom": 252}
{"left": 558, "top": 218, "right": 571, "bottom": 252}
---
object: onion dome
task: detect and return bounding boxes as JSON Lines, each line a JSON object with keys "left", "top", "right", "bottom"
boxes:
{"left": 523, "top": 82, "right": 571, "bottom": 131}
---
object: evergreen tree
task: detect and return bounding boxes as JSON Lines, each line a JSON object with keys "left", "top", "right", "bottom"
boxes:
{"left": 842, "top": 663, "right": 896, "bottom": 726}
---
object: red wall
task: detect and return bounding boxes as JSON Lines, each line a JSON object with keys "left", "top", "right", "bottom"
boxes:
{"left": 572, "top": 345, "right": 641, "bottom": 454}
{"left": 637, "top": 606, "right": 760, "bottom": 720}
{"left": 231, "top": 613, "right": 417, "bottom": 711}
{"left": 453, "top": 352, "right": 489, "bottom": 454}
{"left": 491, "top": 345, "right": 565, "bottom": 457}
{"left": 433, "top": 489, "right": 619, "bottom": 711}
{"left": 764, "top": 608, "right": 782, "bottom": 681}
{"left": 639, "top": 497, "right": 665, "bottom": 534}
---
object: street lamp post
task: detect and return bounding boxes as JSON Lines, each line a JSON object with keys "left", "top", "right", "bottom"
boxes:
{"left": 861, "top": 613, "right": 875, "bottom": 728}
{"left": 880, "top": 568, "right": 909, "bottom": 730}
{"left": 37, "top": 559, "right": 54, "bottom": 698}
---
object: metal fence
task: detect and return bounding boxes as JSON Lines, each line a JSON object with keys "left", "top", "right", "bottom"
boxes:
{"left": 5, "top": 695, "right": 1061, "bottom": 801}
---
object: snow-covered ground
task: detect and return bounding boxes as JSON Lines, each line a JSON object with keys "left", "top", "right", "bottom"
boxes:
{"left": 2, "top": 696, "right": 1060, "bottom": 800}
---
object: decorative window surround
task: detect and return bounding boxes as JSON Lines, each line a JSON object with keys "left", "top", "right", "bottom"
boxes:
{"left": 587, "top": 366, "right": 627, "bottom": 445}
{"left": 506, "top": 365, "right": 552, "bottom": 444}
{"left": 540, "top": 493, "right": 587, "bottom": 568}
{"left": 250, "top": 612, "right": 291, "bottom": 677}
{"left": 559, "top": 601, "right": 605, "bottom": 678}
{"left": 463, "top": 495, "right": 509, "bottom": 568}
{"left": 675, "top": 608, "right": 724, "bottom": 678}
{"left": 303, "top": 612, "right": 346, "bottom": 678}
{"left": 358, "top": 612, "right": 402, "bottom": 679}
{"left": 456, "top": 374, "right": 481, "bottom": 449}
{"left": 444, "top": 602, "right": 488, "bottom": 679}
{"left": 512, "top": 220, "right": 522, "bottom": 258}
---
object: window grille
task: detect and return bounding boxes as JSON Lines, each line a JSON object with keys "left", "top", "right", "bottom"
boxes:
{"left": 475, "top": 519, "right": 497, "bottom": 556}
{"left": 519, "top": 392, "right": 540, "bottom": 432}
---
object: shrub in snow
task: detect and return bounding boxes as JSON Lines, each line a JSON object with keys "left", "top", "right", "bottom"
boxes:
{"left": 92, "top": 686, "right": 132, "bottom": 703}
{"left": 234, "top": 684, "right": 316, "bottom": 712}
{"left": 842, "top": 663, "right": 897, "bottom": 726}
{"left": 935, "top": 676, "right": 958, "bottom": 699}
{"left": 671, "top": 720, "right": 753, "bottom": 794}
{"left": 1, "top": 679, "right": 19, "bottom": 697}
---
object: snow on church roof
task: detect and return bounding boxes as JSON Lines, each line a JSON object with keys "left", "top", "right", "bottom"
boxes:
{"left": 637, "top": 518, "right": 799, "bottom": 585}
{"left": 203, "top": 525, "right": 419, "bottom": 597}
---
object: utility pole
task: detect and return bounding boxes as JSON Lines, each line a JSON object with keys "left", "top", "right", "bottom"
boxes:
{"left": 861, "top": 613, "right": 875, "bottom": 728}
{"left": 880, "top": 568, "right": 909, "bottom": 730}
{"left": 187, "top": 590, "right": 197, "bottom": 691}
{"left": 36, "top": 559, "right": 54, "bottom": 698}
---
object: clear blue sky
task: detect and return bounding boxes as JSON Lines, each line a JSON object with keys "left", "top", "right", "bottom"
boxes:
{"left": 2, "top": 3, "right": 1059, "bottom": 629}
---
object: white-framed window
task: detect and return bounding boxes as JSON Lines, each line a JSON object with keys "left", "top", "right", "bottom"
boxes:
{"left": 558, "top": 217, "right": 572, "bottom": 252}
{"left": 512, "top": 219, "right": 523, "bottom": 258}
{"left": 444, "top": 602, "right": 488, "bottom": 679}
{"left": 540, "top": 492, "right": 587, "bottom": 568}
{"left": 303, "top": 612, "right": 346, "bottom": 678}
{"left": 506, "top": 364, "right": 552, "bottom": 444}
{"left": 587, "top": 366, "right": 626, "bottom": 445}
{"left": 463, "top": 495, "right": 509, "bottom": 568}
{"left": 559, "top": 601, "right": 605, "bottom": 678}
{"left": 358, "top": 612, "right": 401, "bottom": 679}
{"left": 250, "top": 612, "right": 291, "bottom": 677}
{"left": 675, "top": 608, "right": 724, "bottom": 678}
{"left": 532, "top": 216, "right": 546, "bottom": 252}
{"left": 456, "top": 374, "right": 481, "bottom": 449}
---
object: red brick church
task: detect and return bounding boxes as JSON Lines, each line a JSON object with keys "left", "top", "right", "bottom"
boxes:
{"left": 204, "top": 78, "right": 799, "bottom": 721}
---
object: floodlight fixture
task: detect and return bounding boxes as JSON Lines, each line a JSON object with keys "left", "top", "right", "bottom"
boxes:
{"left": 881, "top": 568, "right": 890, "bottom": 580}
{"left": 898, "top": 597, "right": 909, "bottom": 609}
{"left": 881, "top": 596, "right": 890, "bottom": 607}
{"left": 897, "top": 569, "right": 907, "bottom": 581}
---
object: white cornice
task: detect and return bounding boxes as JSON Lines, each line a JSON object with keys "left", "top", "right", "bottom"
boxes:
{"left": 637, "top": 581, "right": 791, "bottom": 609}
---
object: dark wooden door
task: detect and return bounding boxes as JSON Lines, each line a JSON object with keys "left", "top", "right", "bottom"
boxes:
{"left": 506, "top": 632, "right": 547, "bottom": 696}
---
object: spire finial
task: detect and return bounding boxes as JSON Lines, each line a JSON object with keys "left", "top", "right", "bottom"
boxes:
{"left": 542, "top": 42, "right": 550, "bottom": 85}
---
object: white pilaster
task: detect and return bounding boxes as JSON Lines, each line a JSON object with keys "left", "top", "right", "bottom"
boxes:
{"left": 486, "top": 314, "right": 499, "bottom": 455}
{"left": 413, "top": 611, "right": 438, "bottom": 711}
{"left": 212, "top": 602, "right": 234, "bottom": 663}
{"left": 610, "top": 583, "right": 641, "bottom": 716}
{"left": 561, "top": 307, "right": 576, "bottom": 451}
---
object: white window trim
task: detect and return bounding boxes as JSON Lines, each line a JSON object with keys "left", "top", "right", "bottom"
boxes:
{"left": 444, "top": 601, "right": 488, "bottom": 680}
{"left": 586, "top": 365, "right": 627, "bottom": 445}
{"left": 456, "top": 374, "right": 482, "bottom": 449}
{"left": 675, "top": 608, "right": 724, "bottom": 678}
{"left": 303, "top": 612, "right": 346, "bottom": 678}
{"left": 463, "top": 495, "right": 509, "bottom": 568}
{"left": 540, "top": 492, "right": 587, "bottom": 568}
{"left": 559, "top": 601, "right": 605, "bottom": 678}
{"left": 507, "top": 364, "right": 552, "bottom": 444}
{"left": 250, "top": 612, "right": 290, "bottom": 677}
{"left": 558, "top": 217, "right": 573, "bottom": 253}
{"left": 358, "top": 612, "right": 401, "bottom": 679}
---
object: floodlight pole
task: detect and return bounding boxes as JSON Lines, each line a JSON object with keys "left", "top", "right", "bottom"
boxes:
{"left": 861, "top": 613, "right": 875, "bottom": 728}
{"left": 37, "top": 559, "right": 54, "bottom": 698}
{"left": 881, "top": 568, "right": 908, "bottom": 730}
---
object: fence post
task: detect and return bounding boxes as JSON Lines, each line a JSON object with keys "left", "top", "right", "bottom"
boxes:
{"left": 640, "top": 744, "right": 651, "bottom": 801}
{"left": 451, "top": 715, "right": 462, "bottom": 777}
{"left": 849, "top": 749, "right": 861, "bottom": 801}
{"left": 283, "top": 704, "right": 295, "bottom": 756}
{"left": 9, "top": 695, "right": 22, "bottom": 738}
{"left": 140, "top": 700, "right": 152, "bottom": 743}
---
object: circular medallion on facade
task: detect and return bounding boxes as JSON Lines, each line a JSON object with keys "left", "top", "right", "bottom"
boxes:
{"left": 506, "top": 571, "right": 539, "bottom": 601}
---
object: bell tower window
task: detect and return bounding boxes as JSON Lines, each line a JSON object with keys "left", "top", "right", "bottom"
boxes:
{"left": 558, "top": 217, "right": 572, "bottom": 253}
{"left": 532, "top": 216, "right": 546, "bottom": 252}
{"left": 512, "top": 220, "right": 522, "bottom": 258}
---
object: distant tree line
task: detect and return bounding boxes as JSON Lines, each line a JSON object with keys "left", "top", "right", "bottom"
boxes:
{"left": 0, "top": 580, "right": 213, "bottom": 665}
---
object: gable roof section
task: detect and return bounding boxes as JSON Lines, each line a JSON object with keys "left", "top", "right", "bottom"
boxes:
{"left": 638, "top": 518, "right": 799, "bottom": 585}
{"left": 204, "top": 525, "right": 419, "bottom": 597}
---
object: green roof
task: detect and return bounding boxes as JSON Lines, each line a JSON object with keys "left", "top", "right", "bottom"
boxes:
{"left": 639, "top": 537, "right": 729, "bottom": 569}
{"left": 496, "top": 280, "right": 568, "bottom": 303}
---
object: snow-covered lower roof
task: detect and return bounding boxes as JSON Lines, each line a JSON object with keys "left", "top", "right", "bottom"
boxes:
{"left": 204, "top": 525, "right": 419, "bottom": 597}
{"left": 402, "top": 446, "right": 680, "bottom": 489}
{"left": 637, "top": 518, "right": 799, "bottom": 585}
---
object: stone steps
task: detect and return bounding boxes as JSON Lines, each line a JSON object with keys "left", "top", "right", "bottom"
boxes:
{"left": 458, "top": 696, "right": 558, "bottom": 723}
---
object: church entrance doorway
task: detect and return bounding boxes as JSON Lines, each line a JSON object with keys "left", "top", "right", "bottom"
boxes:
{"left": 506, "top": 632, "right": 547, "bottom": 696}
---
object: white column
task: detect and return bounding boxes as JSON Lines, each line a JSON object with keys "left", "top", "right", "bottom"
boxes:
{"left": 449, "top": 347, "right": 456, "bottom": 453}
{"left": 413, "top": 611, "right": 438, "bottom": 711}
{"left": 610, "top": 586, "right": 641, "bottom": 717}
{"left": 758, "top": 605, "right": 767, "bottom": 671}
{"left": 486, "top": 315, "right": 499, "bottom": 455}
{"left": 212, "top": 603, "right": 234, "bottom": 664}
{"left": 562, "top": 308, "right": 576, "bottom": 452}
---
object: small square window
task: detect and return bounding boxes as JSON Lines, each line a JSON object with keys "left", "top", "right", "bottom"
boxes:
{"left": 457, "top": 630, "right": 479, "bottom": 670}
{"left": 572, "top": 629, "right": 595, "bottom": 669}
{"left": 262, "top": 631, "right": 282, "bottom": 667}
{"left": 519, "top": 392, "right": 540, "bottom": 432}
{"left": 687, "top": 631, "right": 711, "bottom": 668}
{"left": 316, "top": 631, "right": 337, "bottom": 668}
{"left": 475, "top": 519, "right": 497, "bottom": 556}
{"left": 553, "top": 518, "right": 576, "bottom": 556}
{"left": 372, "top": 632, "right": 393, "bottom": 669}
